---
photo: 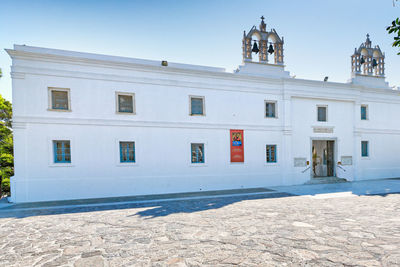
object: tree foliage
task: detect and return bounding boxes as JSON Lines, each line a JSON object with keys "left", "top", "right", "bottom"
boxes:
{"left": 0, "top": 93, "right": 13, "bottom": 196}
{"left": 387, "top": 16, "right": 400, "bottom": 55}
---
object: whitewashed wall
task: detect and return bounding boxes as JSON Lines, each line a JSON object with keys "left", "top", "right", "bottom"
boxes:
{"left": 7, "top": 45, "right": 400, "bottom": 202}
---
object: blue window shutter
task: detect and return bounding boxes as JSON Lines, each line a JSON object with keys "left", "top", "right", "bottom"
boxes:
{"left": 191, "top": 98, "right": 203, "bottom": 115}
{"left": 53, "top": 141, "right": 57, "bottom": 163}
{"left": 191, "top": 143, "right": 204, "bottom": 163}
{"left": 361, "top": 106, "right": 367, "bottom": 120}
{"left": 120, "top": 142, "right": 135, "bottom": 163}
{"left": 361, "top": 141, "right": 369, "bottom": 157}
{"left": 266, "top": 145, "right": 277, "bottom": 163}
{"left": 119, "top": 142, "right": 123, "bottom": 162}
{"left": 53, "top": 140, "right": 71, "bottom": 163}
{"left": 266, "top": 103, "right": 275, "bottom": 117}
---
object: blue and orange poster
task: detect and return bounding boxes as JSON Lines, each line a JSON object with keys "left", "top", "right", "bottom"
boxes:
{"left": 230, "top": 129, "right": 244, "bottom": 162}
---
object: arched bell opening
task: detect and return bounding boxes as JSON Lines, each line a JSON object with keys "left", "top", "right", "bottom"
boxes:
{"left": 360, "top": 48, "right": 371, "bottom": 75}
{"left": 251, "top": 33, "right": 261, "bottom": 63}
{"left": 267, "top": 32, "right": 283, "bottom": 64}
{"left": 372, "top": 50, "right": 384, "bottom": 76}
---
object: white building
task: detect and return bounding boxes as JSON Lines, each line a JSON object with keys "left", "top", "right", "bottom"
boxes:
{"left": 6, "top": 18, "right": 400, "bottom": 203}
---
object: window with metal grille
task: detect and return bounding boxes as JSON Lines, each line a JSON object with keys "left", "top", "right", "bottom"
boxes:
{"left": 53, "top": 140, "right": 71, "bottom": 163}
{"left": 266, "top": 145, "right": 277, "bottom": 163}
{"left": 265, "top": 102, "right": 276, "bottom": 117}
{"left": 190, "top": 97, "right": 204, "bottom": 115}
{"left": 191, "top": 143, "right": 204, "bottom": 163}
{"left": 120, "top": 142, "right": 135, "bottom": 163}
{"left": 361, "top": 105, "right": 368, "bottom": 120}
{"left": 51, "top": 90, "right": 69, "bottom": 110}
{"left": 118, "top": 94, "right": 134, "bottom": 113}
{"left": 361, "top": 141, "right": 369, "bottom": 157}
{"left": 317, "top": 106, "right": 327, "bottom": 122}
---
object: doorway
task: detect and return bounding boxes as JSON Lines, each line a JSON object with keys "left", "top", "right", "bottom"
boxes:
{"left": 312, "top": 140, "right": 335, "bottom": 177}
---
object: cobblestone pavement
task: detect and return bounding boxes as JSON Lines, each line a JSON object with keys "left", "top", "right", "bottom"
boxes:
{"left": 0, "top": 191, "right": 400, "bottom": 266}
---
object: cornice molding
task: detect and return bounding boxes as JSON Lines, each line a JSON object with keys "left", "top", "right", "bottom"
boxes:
{"left": 10, "top": 72, "right": 25, "bottom": 79}
{"left": 6, "top": 46, "right": 400, "bottom": 98}
{"left": 354, "top": 128, "right": 400, "bottom": 135}
{"left": 11, "top": 65, "right": 400, "bottom": 104}
{"left": 13, "top": 116, "right": 286, "bottom": 132}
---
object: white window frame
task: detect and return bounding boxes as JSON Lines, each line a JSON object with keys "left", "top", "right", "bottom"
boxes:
{"left": 265, "top": 144, "right": 280, "bottom": 166}
{"left": 115, "top": 138, "right": 139, "bottom": 167}
{"left": 264, "top": 100, "right": 278, "bottom": 118}
{"left": 317, "top": 105, "right": 328, "bottom": 122}
{"left": 189, "top": 95, "right": 206, "bottom": 116}
{"left": 48, "top": 87, "right": 71, "bottom": 112}
{"left": 48, "top": 136, "right": 75, "bottom": 167}
{"left": 361, "top": 104, "right": 369, "bottom": 120}
{"left": 116, "top": 92, "right": 136, "bottom": 115}
{"left": 188, "top": 139, "right": 207, "bottom": 166}
{"left": 361, "top": 140, "right": 370, "bottom": 159}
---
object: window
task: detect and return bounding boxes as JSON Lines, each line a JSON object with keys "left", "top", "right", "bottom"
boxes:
{"left": 190, "top": 96, "right": 205, "bottom": 115}
{"left": 266, "top": 145, "right": 277, "bottom": 163}
{"left": 265, "top": 101, "right": 276, "bottom": 118}
{"left": 361, "top": 105, "right": 368, "bottom": 120}
{"left": 317, "top": 106, "right": 327, "bottom": 122}
{"left": 53, "top": 140, "right": 71, "bottom": 163}
{"left": 191, "top": 143, "right": 204, "bottom": 163}
{"left": 361, "top": 141, "right": 369, "bottom": 157}
{"left": 49, "top": 88, "right": 70, "bottom": 111}
{"left": 116, "top": 93, "right": 135, "bottom": 114}
{"left": 120, "top": 142, "right": 135, "bottom": 163}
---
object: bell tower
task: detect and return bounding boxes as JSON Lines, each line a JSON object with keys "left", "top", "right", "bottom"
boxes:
{"left": 351, "top": 34, "right": 385, "bottom": 77}
{"left": 242, "top": 16, "right": 284, "bottom": 64}
{"left": 237, "top": 17, "right": 290, "bottom": 78}
{"left": 350, "top": 34, "right": 388, "bottom": 88}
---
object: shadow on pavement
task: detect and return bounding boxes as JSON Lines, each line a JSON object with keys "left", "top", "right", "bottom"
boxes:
{"left": 0, "top": 178, "right": 399, "bottom": 219}
{"left": 0, "top": 191, "right": 293, "bottom": 219}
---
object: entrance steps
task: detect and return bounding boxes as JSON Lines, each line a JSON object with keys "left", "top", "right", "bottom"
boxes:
{"left": 305, "top": 177, "right": 348, "bottom": 185}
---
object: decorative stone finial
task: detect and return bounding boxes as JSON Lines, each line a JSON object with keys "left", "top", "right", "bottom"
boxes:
{"left": 365, "top": 33, "right": 371, "bottom": 48}
{"left": 260, "top": 16, "right": 266, "bottom": 32}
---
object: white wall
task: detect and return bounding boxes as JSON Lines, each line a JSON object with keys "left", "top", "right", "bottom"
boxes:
{"left": 8, "top": 46, "right": 400, "bottom": 202}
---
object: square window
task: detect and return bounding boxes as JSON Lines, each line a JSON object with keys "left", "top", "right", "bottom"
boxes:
{"left": 117, "top": 93, "right": 135, "bottom": 114}
{"left": 266, "top": 145, "right": 277, "bottom": 163}
{"left": 53, "top": 140, "right": 71, "bottom": 163}
{"left": 190, "top": 96, "right": 204, "bottom": 115}
{"left": 361, "top": 105, "right": 368, "bottom": 120}
{"left": 120, "top": 142, "right": 135, "bottom": 163}
{"left": 50, "top": 88, "right": 70, "bottom": 110}
{"left": 361, "top": 141, "right": 369, "bottom": 157}
{"left": 191, "top": 143, "right": 204, "bottom": 163}
{"left": 317, "top": 106, "right": 327, "bottom": 122}
{"left": 265, "top": 102, "right": 276, "bottom": 118}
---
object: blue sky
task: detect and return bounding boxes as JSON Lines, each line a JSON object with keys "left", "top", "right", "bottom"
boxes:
{"left": 1, "top": 0, "right": 399, "bottom": 101}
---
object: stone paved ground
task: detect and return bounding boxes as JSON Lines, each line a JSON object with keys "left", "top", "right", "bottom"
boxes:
{"left": 0, "top": 191, "right": 400, "bottom": 266}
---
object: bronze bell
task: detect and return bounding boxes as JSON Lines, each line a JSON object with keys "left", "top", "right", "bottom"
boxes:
{"left": 360, "top": 56, "right": 365, "bottom": 64}
{"left": 268, "top": 44, "right": 274, "bottom": 54}
{"left": 252, "top": 41, "right": 259, "bottom": 54}
{"left": 372, "top": 58, "right": 378, "bottom": 67}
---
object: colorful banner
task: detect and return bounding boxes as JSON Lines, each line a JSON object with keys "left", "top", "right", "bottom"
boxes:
{"left": 230, "top": 129, "right": 244, "bottom": 162}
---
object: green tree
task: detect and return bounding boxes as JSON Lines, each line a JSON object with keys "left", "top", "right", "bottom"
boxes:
{"left": 387, "top": 1, "right": 400, "bottom": 54}
{"left": 0, "top": 69, "right": 13, "bottom": 196}
{"left": 387, "top": 18, "right": 400, "bottom": 55}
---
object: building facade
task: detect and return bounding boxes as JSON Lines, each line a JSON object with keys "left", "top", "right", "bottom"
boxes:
{"left": 6, "top": 18, "right": 400, "bottom": 203}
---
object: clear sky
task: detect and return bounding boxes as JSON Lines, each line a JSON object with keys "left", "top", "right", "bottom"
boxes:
{"left": 0, "top": 0, "right": 399, "bottom": 101}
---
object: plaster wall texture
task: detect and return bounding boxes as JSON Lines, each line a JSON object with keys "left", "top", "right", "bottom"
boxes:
{"left": 7, "top": 45, "right": 400, "bottom": 202}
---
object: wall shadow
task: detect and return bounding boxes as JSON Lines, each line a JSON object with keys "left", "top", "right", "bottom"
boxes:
{"left": 0, "top": 192, "right": 293, "bottom": 219}
{"left": 1, "top": 178, "right": 399, "bottom": 219}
